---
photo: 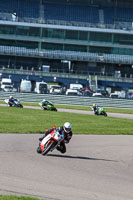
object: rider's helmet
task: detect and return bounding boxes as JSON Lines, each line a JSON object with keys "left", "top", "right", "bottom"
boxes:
{"left": 9, "top": 96, "right": 13, "bottom": 100}
{"left": 43, "top": 99, "right": 46, "bottom": 102}
{"left": 63, "top": 122, "right": 72, "bottom": 133}
{"left": 93, "top": 103, "right": 96, "bottom": 108}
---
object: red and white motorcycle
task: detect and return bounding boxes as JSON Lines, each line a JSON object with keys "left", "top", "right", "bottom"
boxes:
{"left": 37, "top": 129, "right": 64, "bottom": 155}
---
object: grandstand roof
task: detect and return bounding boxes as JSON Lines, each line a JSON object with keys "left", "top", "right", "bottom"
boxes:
{"left": 43, "top": 0, "right": 133, "bottom": 7}
{"left": 43, "top": 0, "right": 133, "bottom": 3}
{"left": 43, "top": 0, "right": 98, "bottom": 5}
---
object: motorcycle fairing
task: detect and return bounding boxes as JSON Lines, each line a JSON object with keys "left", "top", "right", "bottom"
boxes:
{"left": 40, "top": 130, "right": 64, "bottom": 152}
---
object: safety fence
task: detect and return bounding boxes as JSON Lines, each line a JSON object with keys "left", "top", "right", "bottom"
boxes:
{"left": 0, "top": 91, "right": 133, "bottom": 109}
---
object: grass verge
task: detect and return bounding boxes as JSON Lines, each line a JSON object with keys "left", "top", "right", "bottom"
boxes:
{"left": 0, "top": 195, "right": 40, "bottom": 200}
{"left": 0, "top": 106, "right": 133, "bottom": 134}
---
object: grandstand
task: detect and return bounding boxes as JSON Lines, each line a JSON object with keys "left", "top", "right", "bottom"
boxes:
{"left": 0, "top": 0, "right": 133, "bottom": 91}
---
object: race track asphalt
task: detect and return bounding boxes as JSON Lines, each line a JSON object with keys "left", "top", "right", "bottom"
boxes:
{"left": 0, "top": 104, "right": 133, "bottom": 200}
{"left": 0, "top": 134, "right": 133, "bottom": 200}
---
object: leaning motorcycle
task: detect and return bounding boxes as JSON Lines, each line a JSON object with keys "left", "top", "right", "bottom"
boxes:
{"left": 96, "top": 107, "right": 107, "bottom": 116}
{"left": 37, "top": 129, "right": 64, "bottom": 155}
{"left": 39, "top": 101, "right": 57, "bottom": 111}
{"left": 5, "top": 98, "right": 23, "bottom": 108}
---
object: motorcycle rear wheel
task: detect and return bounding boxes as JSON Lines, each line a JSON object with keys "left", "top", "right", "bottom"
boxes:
{"left": 42, "top": 141, "right": 54, "bottom": 155}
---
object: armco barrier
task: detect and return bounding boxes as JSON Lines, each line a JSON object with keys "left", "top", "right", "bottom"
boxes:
{"left": 0, "top": 91, "right": 133, "bottom": 109}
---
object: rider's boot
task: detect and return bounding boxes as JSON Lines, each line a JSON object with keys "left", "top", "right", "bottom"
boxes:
{"left": 56, "top": 144, "right": 66, "bottom": 153}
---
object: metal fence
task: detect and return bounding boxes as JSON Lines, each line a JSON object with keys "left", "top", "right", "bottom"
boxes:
{"left": 0, "top": 91, "right": 133, "bottom": 109}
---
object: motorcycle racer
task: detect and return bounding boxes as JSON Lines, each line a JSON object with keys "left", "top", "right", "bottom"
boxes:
{"left": 91, "top": 104, "right": 107, "bottom": 116}
{"left": 91, "top": 104, "right": 99, "bottom": 115}
{"left": 8, "top": 96, "right": 15, "bottom": 106}
{"left": 41, "top": 99, "right": 50, "bottom": 107}
{"left": 6, "top": 96, "right": 23, "bottom": 108}
{"left": 40, "top": 99, "right": 57, "bottom": 111}
{"left": 39, "top": 122, "right": 72, "bottom": 153}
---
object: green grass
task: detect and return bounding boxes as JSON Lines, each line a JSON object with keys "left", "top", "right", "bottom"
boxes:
{"left": 0, "top": 106, "right": 133, "bottom": 134}
{"left": 0, "top": 196, "right": 40, "bottom": 200}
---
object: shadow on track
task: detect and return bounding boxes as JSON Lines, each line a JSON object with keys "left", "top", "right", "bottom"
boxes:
{"left": 47, "top": 154, "right": 117, "bottom": 162}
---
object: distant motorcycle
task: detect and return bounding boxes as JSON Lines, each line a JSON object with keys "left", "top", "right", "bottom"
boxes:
{"left": 95, "top": 107, "right": 107, "bottom": 116}
{"left": 39, "top": 101, "right": 57, "bottom": 111}
{"left": 37, "top": 129, "right": 64, "bottom": 155}
{"left": 5, "top": 98, "right": 23, "bottom": 108}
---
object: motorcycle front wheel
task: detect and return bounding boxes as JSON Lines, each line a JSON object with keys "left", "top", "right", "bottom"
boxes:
{"left": 37, "top": 146, "right": 42, "bottom": 154}
{"left": 42, "top": 141, "right": 54, "bottom": 155}
{"left": 52, "top": 108, "right": 57, "bottom": 111}
{"left": 104, "top": 112, "right": 107, "bottom": 117}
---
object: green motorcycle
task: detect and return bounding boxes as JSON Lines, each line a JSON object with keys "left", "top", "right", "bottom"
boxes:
{"left": 95, "top": 107, "right": 107, "bottom": 116}
{"left": 39, "top": 101, "right": 57, "bottom": 111}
